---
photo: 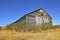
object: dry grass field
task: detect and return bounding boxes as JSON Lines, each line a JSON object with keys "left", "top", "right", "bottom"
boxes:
{"left": 0, "top": 26, "right": 60, "bottom": 40}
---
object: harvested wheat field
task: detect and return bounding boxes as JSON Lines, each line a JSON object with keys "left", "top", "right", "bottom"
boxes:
{"left": 0, "top": 27, "right": 60, "bottom": 40}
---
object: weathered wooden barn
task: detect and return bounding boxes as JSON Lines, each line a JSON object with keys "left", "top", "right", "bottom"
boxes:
{"left": 15, "top": 8, "right": 52, "bottom": 26}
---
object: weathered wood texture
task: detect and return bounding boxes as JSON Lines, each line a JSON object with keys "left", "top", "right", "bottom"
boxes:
{"left": 15, "top": 8, "right": 52, "bottom": 26}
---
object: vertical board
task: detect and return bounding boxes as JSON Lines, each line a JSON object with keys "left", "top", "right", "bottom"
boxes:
{"left": 36, "top": 16, "right": 43, "bottom": 25}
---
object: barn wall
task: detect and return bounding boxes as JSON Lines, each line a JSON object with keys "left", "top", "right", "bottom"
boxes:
{"left": 18, "top": 8, "right": 52, "bottom": 27}
{"left": 36, "top": 15, "right": 43, "bottom": 25}
{"left": 25, "top": 11, "right": 52, "bottom": 26}
{"left": 20, "top": 18, "right": 26, "bottom": 24}
{"left": 19, "top": 17, "right": 26, "bottom": 24}
{"left": 26, "top": 16, "right": 36, "bottom": 26}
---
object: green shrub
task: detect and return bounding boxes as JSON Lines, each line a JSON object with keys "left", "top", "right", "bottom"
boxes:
{"left": 6, "top": 23, "right": 26, "bottom": 31}
{"left": 5, "top": 23, "right": 52, "bottom": 32}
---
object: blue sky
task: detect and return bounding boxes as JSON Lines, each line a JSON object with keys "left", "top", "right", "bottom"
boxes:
{"left": 0, "top": 0, "right": 60, "bottom": 26}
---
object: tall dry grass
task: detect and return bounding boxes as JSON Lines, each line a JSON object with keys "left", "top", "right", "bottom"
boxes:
{"left": 0, "top": 26, "right": 60, "bottom": 40}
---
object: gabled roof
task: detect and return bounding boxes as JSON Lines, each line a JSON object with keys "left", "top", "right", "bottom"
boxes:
{"left": 14, "top": 8, "right": 52, "bottom": 23}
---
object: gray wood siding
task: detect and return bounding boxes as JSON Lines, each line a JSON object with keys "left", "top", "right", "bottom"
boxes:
{"left": 26, "top": 16, "right": 36, "bottom": 26}
{"left": 36, "top": 16, "right": 43, "bottom": 25}
{"left": 20, "top": 18, "right": 26, "bottom": 24}
{"left": 14, "top": 8, "right": 52, "bottom": 26}
{"left": 25, "top": 10, "right": 52, "bottom": 25}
